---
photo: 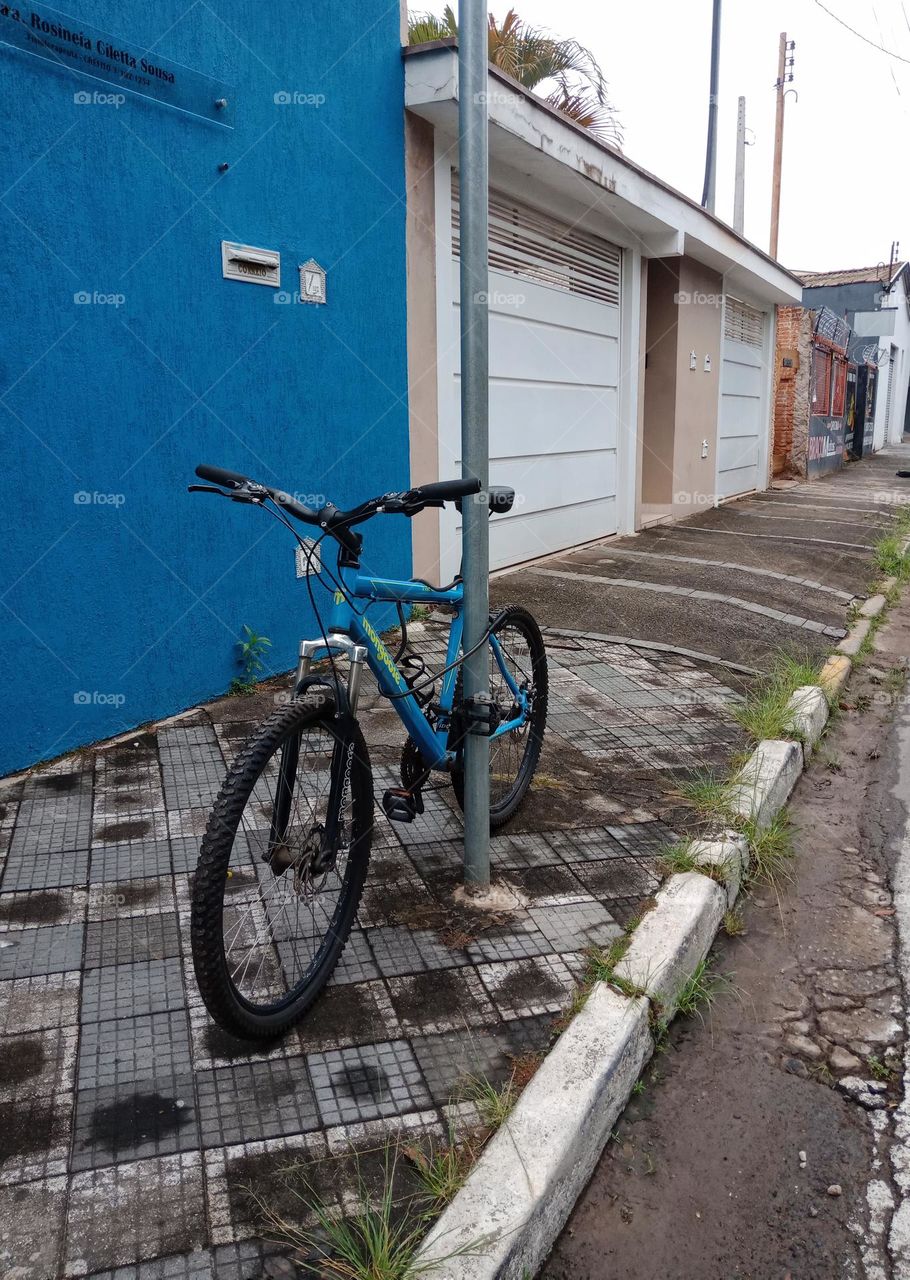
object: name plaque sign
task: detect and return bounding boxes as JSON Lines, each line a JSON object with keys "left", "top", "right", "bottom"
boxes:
{"left": 0, "top": 4, "right": 233, "bottom": 125}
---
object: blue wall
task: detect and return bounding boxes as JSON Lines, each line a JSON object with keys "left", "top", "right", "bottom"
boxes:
{"left": 0, "top": 2, "right": 411, "bottom": 774}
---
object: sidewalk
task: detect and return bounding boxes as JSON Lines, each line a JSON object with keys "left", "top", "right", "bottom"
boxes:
{"left": 0, "top": 447, "right": 902, "bottom": 1277}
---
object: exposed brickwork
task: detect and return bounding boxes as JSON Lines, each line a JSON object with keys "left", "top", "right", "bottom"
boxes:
{"left": 772, "top": 306, "right": 813, "bottom": 478}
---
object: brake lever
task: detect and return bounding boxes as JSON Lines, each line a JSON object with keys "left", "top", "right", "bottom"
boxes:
{"left": 187, "top": 484, "right": 260, "bottom": 505}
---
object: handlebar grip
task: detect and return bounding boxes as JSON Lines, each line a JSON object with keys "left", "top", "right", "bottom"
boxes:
{"left": 195, "top": 463, "right": 248, "bottom": 489}
{"left": 410, "top": 477, "right": 482, "bottom": 503}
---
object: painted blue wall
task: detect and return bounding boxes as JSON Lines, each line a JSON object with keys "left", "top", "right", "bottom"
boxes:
{"left": 0, "top": 2, "right": 411, "bottom": 774}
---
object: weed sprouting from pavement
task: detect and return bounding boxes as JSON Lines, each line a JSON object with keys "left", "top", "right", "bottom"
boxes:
{"left": 659, "top": 840, "right": 699, "bottom": 875}
{"left": 674, "top": 958, "right": 731, "bottom": 1022}
{"left": 732, "top": 653, "right": 821, "bottom": 742}
{"left": 403, "top": 1128, "right": 475, "bottom": 1207}
{"left": 677, "top": 770, "right": 734, "bottom": 822}
{"left": 229, "top": 625, "right": 272, "bottom": 695}
{"left": 466, "top": 1072, "right": 519, "bottom": 1129}
{"left": 867, "top": 1053, "right": 898, "bottom": 1083}
{"left": 256, "top": 1145, "right": 485, "bottom": 1280}
{"left": 722, "top": 908, "right": 746, "bottom": 937}
{"left": 740, "top": 812, "right": 795, "bottom": 888}
{"left": 873, "top": 532, "right": 910, "bottom": 581}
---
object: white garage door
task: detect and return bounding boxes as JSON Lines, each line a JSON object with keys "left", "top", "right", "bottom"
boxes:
{"left": 718, "top": 297, "right": 766, "bottom": 499}
{"left": 438, "top": 181, "right": 622, "bottom": 578}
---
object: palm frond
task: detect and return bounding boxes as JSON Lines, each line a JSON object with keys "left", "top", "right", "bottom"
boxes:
{"left": 408, "top": 6, "right": 458, "bottom": 43}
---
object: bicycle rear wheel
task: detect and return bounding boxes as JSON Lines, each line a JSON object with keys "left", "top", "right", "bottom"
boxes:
{"left": 452, "top": 604, "right": 548, "bottom": 828}
{"left": 191, "top": 692, "right": 372, "bottom": 1039}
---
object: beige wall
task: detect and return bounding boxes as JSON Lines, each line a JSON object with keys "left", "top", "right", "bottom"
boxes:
{"left": 640, "top": 259, "right": 679, "bottom": 505}
{"left": 639, "top": 256, "right": 723, "bottom": 516}
{"left": 404, "top": 113, "right": 441, "bottom": 580}
{"left": 672, "top": 258, "right": 722, "bottom": 513}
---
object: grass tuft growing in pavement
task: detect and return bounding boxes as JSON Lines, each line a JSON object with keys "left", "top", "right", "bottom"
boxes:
{"left": 676, "top": 769, "right": 735, "bottom": 822}
{"left": 466, "top": 1072, "right": 520, "bottom": 1129}
{"left": 257, "top": 1147, "right": 485, "bottom": 1280}
{"left": 674, "top": 958, "right": 731, "bottom": 1022}
{"left": 732, "top": 652, "right": 822, "bottom": 742}
{"left": 402, "top": 1128, "right": 476, "bottom": 1207}
{"left": 740, "top": 811, "right": 795, "bottom": 888}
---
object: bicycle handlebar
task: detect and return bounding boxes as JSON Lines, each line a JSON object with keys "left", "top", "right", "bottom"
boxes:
{"left": 190, "top": 465, "right": 484, "bottom": 555}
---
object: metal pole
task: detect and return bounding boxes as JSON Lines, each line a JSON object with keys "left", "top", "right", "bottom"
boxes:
{"left": 769, "top": 32, "right": 787, "bottom": 259}
{"left": 458, "top": 0, "right": 491, "bottom": 891}
{"left": 733, "top": 95, "right": 746, "bottom": 235}
{"left": 701, "top": 0, "right": 722, "bottom": 213}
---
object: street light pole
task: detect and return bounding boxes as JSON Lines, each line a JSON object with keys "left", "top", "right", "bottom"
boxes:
{"left": 457, "top": 0, "right": 491, "bottom": 891}
{"left": 701, "top": 0, "right": 722, "bottom": 214}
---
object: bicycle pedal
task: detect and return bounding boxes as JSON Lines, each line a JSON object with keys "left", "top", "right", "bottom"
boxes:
{"left": 382, "top": 787, "right": 424, "bottom": 823}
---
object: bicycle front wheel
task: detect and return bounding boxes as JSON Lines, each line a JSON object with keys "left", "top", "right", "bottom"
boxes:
{"left": 452, "top": 603, "right": 548, "bottom": 828}
{"left": 191, "top": 692, "right": 372, "bottom": 1039}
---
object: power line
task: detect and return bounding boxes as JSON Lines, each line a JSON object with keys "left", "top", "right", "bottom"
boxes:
{"left": 814, "top": 0, "right": 910, "bottom": 62}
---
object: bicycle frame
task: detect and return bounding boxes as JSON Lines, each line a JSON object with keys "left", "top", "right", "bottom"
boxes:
{"left": 294, "top": 561, "right": 528, "bottom": 770}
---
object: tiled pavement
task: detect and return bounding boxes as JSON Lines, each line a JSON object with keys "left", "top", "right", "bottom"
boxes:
{"left": 0, "top": 633, "right": 745, "bottom": 1278}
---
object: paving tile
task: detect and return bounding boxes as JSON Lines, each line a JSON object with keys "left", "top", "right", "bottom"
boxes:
{"left": 195, "top": 1058, "right": 320, "bottom": 1146}
{"left": 81, "top": 959, "right": 186, "bottom": 1023}
{"left": 64, "top": 1153, "right": 206, "bottom": 1275}
{"left": 87, "top": 877, "right": 176, "bottom": 921}
{"left": 294, "top": 979, "right": 401, "bottom": 1054}
{"left": 9, "top": 773, "right": 93, "bottom": 856}
{"left": 477, "top": 954, "right": 579, "bottom": 1019}
{"left": 411, "top": 1014, "right": 556, "bottom": 1105}
{"left": 0, "top": 886, "right": 87, "bottom": 930}
{"left": 0, "top": 1088, "right": 73, "bottom": 1184}
{"left": 0, "top": 921, "right": 85, "bottom": 979}
{"left": 1, "top": 846, "right": 91, "bottom": 891}
{"left": 308, "top": 1040, "right": 432, "bottom": 1127}
{"left": 84, "top": 912, "right": 182, "bottom": 968}
{"left": 356, "top": 876, "right": 440, "bottom": 929}
{"left": 527, "top": 900, "right": 623, "bottom": 951}
{"left": 83, "top": 1249, "right": 215, "bottom": 1279}
{"left": 204, "top": 1131, "right": 331, "bottom": 1246}
{"left": 368, "top": 925, "right": 470, "bottom": 976}
{"left": 465, "top": 918, "right": 555, "bottom": 963}
{"left": 571, "top": 857, "right": 662, "bottom": 902}
{"left": 92, "top": 810, "right": 170, "bottom": 846}
{"left": 210, "top": 1239, "right": 290, "bottom": 1280}
{"left": 72, "top": 1075, "right": 199, "bottom": 1171}
{"left": 0, "top": 971, "right": 81, "bottom": 1033}
{"left": 0, "top": 1025, "right": 77, "bottom": 1101}
{"left": 88, "top": 840, "right": 173, "bottom": 883}
{"left": 0, "top": 1173, "right": 67, "bottom": 1277}
{"left": 385, "top": 966, "right": 498, "bottom": 1035}
{"left": 77, "top": 1011, "right": 192, "bottom": 1092}
{"left": 186, "top": 999, "right": 304, "bottom": 1073}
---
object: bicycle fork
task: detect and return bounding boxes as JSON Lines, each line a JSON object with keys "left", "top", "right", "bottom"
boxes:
{"left": 267, "top": 634, "right": 368, "bottom": 873}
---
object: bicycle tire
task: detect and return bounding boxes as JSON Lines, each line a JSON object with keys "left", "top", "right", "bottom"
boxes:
{"left": 451, "top": 603, "right": 548, "bottom": 829}
{"left": 191, "top": 692, "right": 372, "bottom": 1039}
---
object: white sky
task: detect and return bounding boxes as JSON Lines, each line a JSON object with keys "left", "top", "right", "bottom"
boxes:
{"left": 496, "top": 0, "right": 910, "bottom": 272}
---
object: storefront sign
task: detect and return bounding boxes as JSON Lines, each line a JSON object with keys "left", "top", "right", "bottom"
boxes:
{"left": 0, "top": 4, "right": 232, "bottom": 125}
{"left": 808, "top": 417, "right": 845, "bottom": 477}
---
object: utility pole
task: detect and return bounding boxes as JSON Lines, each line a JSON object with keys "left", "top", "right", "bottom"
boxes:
{"left": 701, "top": 0, "right": 722, "bottom": 213}
{"left": 733, "top": 95, "right": 746, "bottom": 235}
{"left": 769, "top": 32, "right": 796, "bottom": 259}
{"left": 457, "top": 0, "right": 491, "bottom": 892}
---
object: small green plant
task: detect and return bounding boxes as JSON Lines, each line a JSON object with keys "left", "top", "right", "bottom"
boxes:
{"left": 229, "top": 625, "right": 271, "bottom": 695}
{"left": 732, "top": 652, "right": 821, "bottom": 743}
{"left": 466, "top": 1072, "right": 519, "bottom": 1129}
{"left": 867, "top": 1053, "right": 898, "bottom": 1083}
{"left": 403, "top": 1130, "right": 474, "bottom": 1206}
{"left": 659, "top": 840, "right": 699, "bottom": 875}
{"left": 674, "top": 958, "right": 731, "bottom": 1022}
{"left": 257, "top": 1147, "right": 484, "bottom": 1280}
{"left": 408, "top": 604, "right": 431, "bottom": 623}
{"left": 740, "top": 811, "right": 795, "bottom": 888}
{"left": 722, "top": 908, "right": 746, "bottom": 937}
{"left": 676, "top": 769, "right": 733, "bottom": 822}
{"left": 631, "top": 1078, "right": 646, "bottom": 1097}
{"left": 874, "top": 533, "right": 910, "bottom": 581}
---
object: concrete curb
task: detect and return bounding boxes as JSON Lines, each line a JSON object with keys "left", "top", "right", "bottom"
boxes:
{"left": 728, "top": 739, "right": 803, "bottom": 829}
{"left": 416, "top": 576, "right": 903, "bottom": 1278}
{"left": 416, "top": 987, "right": 653, "bottom": 1279}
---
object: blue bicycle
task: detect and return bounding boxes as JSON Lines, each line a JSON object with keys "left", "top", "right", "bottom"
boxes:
{"left": 188, "top": 464, "right": 548, "bottom": 1038}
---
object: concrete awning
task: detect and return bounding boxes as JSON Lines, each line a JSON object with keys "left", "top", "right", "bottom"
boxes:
{"left": 405, "top": 43, "right": 802, "bottom": 308}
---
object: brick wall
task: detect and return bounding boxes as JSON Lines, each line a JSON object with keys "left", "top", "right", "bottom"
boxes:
{"left": 772, "top": 306, "right": 812, "bottom": 477}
